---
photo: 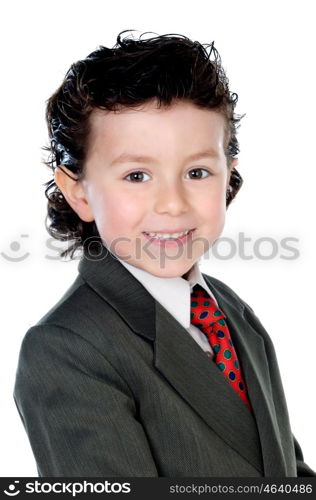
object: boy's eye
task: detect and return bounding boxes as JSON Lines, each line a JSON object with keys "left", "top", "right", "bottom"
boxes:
{"left": 124, "top": 168, "right": 211, "bottom": 182}
{"left": 124, "top": 171, "right": 151, "bottom": 182}
{"left": 186, "top": 168, "right": 212, "bottom": 179}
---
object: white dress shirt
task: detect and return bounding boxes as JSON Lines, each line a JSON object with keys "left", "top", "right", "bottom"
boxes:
{"left": 116, "top": 256, "right": 218, "bottom": 358}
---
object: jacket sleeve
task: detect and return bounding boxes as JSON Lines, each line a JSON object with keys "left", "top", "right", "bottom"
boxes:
{"left": 293, "top": 434, "right": 316, "bottom": 477}
{"left": 13, "top": 324, "right": 159, "bottom": 477}
{"left": 242, "top": 302, "right": 316, "bottom": 477}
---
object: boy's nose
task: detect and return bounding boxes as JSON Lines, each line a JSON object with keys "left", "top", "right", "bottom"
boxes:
{"left": 154, "top": 182, "right": 190, "bottom": 216}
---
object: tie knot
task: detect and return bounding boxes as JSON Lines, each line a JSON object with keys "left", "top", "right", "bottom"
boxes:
{"left": 190, "top": 284, "right": 226, "bottom": 330}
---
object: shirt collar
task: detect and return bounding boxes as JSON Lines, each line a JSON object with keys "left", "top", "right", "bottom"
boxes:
{"left": 115, "top": 257, "right": 218, "bottom": 329}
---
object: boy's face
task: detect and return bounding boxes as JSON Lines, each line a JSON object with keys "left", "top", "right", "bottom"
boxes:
{"left": 56, "top": 99, "right": 237, "bottom": 277}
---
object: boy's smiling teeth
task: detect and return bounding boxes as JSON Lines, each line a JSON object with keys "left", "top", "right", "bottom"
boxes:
{"left": 144, "top": 229, "right": 192, "bottom": 240}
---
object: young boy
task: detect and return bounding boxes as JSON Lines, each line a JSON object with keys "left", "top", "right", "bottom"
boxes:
{"left": 14, "top": 30, "right": 315, "bottom": 477}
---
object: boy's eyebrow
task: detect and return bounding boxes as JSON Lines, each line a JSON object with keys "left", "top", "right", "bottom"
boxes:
{"left": 109, "top": 148, "right": 219, "bottom": 167}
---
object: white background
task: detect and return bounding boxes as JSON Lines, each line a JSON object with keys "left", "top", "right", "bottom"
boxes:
{"left": 1, "top": 0, "right": 315, "bottom": 476}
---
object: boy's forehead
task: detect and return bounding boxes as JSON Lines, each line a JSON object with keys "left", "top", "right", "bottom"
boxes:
{"left": 87, "top": 99, "right": 227, "bottom": 159}
{"left": 89, "top": 100, "right": 225, "bottom": 138}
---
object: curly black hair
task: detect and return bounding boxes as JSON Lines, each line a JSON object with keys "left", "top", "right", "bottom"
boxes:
{"left": 43, "top": 30, "right": 244, "bottom": 259}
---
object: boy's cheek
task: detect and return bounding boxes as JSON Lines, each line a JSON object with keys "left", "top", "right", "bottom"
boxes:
{"left": 89, "top": 185, "right": 226, "bottom": 245}
{"left": 199, "top": 205, "right": 227, "bottom": 244}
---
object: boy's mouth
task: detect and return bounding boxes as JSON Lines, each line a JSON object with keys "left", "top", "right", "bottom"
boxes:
{"left": 142, "top": 228, "right": 195, "bottom": 241}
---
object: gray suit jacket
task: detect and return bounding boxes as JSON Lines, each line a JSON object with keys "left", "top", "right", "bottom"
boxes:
{"left": 14, "top": 245, "right": 315, "bottom": 477}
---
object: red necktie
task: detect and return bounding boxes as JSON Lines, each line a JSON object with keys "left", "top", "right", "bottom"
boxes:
{"left": 190, "top": 284, "right": 252, "bottom": 410}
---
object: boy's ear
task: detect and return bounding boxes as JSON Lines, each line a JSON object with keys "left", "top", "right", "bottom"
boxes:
{"left": 226, "top": 157, "right": 239, "bottom": 188}
{"left": 54, "top": 165, "right": 94, "bottom": 222}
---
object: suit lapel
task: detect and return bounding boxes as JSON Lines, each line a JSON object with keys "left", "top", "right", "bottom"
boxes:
{"left": 78, "top": 246, "right": 286, "bottom": 476}
{"left": 154, "top": 300, "right": 264, "bottom": 473}
{"left": 203, "top": 275, "right": 288, "bottom": 476}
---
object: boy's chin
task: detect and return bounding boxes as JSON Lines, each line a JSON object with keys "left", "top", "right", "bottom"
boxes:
{"left": 140, "top": 259, "right": 196, "bottom": 279}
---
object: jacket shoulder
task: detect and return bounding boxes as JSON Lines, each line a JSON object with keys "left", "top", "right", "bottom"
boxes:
{"left": 202, "top": 272, "right": 272, "bottom": 340}
{"left": 202, "top": 273, "right": 251, "bottom": 311}
{"left": 202, "top": 273, "right": 277, "bottom": 349}
{"left": 25, "top": 271, "right": 127, "bottom": 356}
{"left": 35, "top": 273, "right": 109, "bottom": 330}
